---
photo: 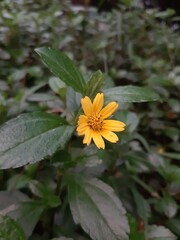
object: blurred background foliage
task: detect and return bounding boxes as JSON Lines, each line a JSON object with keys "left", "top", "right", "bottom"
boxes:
{"left": 0, "top": 0, "right": 179, "bottom": 239}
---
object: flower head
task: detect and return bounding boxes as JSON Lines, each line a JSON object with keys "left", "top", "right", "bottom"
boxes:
{"left": 77, "top": 93, "right": 126, "bottom": 149}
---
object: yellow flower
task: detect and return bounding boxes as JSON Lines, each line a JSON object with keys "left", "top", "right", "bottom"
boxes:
{"left": 77, "top": 93, "right": 126, "bottom": 149}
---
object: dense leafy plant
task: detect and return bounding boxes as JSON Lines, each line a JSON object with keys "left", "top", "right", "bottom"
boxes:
{"left": 0, "top": 0, "right": 179, "bottom": 240}
{"left": 0, "top": 46, "right": 160, "bottom": 239}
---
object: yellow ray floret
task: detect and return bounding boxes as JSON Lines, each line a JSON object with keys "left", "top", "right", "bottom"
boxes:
{"left": 76, "top": 93, "right": 126, "bottom": 149}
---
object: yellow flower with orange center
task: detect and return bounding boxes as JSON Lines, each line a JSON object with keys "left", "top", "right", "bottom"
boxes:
{"left": 77, "top": 93, "right": 126, "bottom": 149}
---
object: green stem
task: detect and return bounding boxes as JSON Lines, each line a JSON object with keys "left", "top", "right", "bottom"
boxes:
{"left": 131, "top": 175, "right": 160, "bottom": 198}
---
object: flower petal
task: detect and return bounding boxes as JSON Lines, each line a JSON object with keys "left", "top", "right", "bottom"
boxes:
{"left": 83, "top": 127, "right": 92, "bottom": 145}
{"left": 77, "top": 127, "right": 86, "bottom": 136}
{"left": 92, "top": 131, "right": 105, "bottom": 149}
{"left": 77, "top": 115, "right": 89, "bottom": 136}
{"left": 103, "top": 120, "right": 126, "bottom": 132}
{"left": 101, "top": 130, "right": 119, "bottom": 143}
{"left": 77, "top": 130, "right": 86, "bottom": 136}
{"left": 78, "top": 115, "right": 88, "bottom": 125}
{"left": 81, "top": 96, "right": 93, "bottom": 116}
{"left": 77, "top": 123, "right": 88, "bottom": 132}
{"left": 93, "top": 93, "right": 104, "bottom": 114}
{"left": 100, "top": 102, "right": 118, "bottom": 119}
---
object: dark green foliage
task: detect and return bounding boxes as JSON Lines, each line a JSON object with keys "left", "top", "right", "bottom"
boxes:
{"left": 0, "top": 0, "right": 179, "bottom": 240}
{"left": 0, "top": 215, "right": 26, "bottom": 240}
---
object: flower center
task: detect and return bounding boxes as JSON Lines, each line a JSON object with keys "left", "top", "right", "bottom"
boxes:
{"left": 88, "top": 115, "right": 103, "bottom": 131}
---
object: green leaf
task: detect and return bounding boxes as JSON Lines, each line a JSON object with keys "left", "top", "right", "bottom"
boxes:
{"left": 146, "top": 225, "right": 177, "bottom": 240}
{"left": 49, "top": 77, "right": 66, "bottom": 98}
{"left": 130, "top": 186, "right": 150, "bottom": 225}
{"left": 9, "top": 69, "right": 27, "bottom": 82}
{"left": 0, "top": 112, "right": 74, "bottom": 169}
{"left": 104, "top": 86, "right": 161, "bottom": 103}
{"left": 159, "top": 164, "right": 180, "bottom": 183}
{"left": 35, "top": 47, "right": 86, "bottom": 93}
{"left": 0, "top": 92, "right": 6, "bottom": 107}
{"left": 128, "top": 215, "right": 145, "bottom": 240}
{"left": 10, "top": 200, "right": 45, "bottom": 238}
{"left": 27, "top": 93, "right": 58, "bottom": 102}
{"left": 0, "top": 92, "right": 7, "bottom": 124}
{"left": 29, "top": 180, "right": 61, "bottom": 208}
{"left": 155, "top": 9, "right": 175, "bottom": 19}
{"left": 66, "top": 174, "right": 129, "bottom": 240}
{"left": 116, "top": 110, "right": 139, "bottom": 133}
{"left": 0, "top": 215, "right": 26, "bottom": 240}
{"left": 86, "top": 70, "right": 104, "bottom": 98}
{"left": 7, "top": 174, "right": 30, "bottom": 190}
{"left": 160, "top": 152, "right": 180, "bottom": 160}
{"left": 166, "top": 219, "right": 180, "bottom": 236}
{"left": 66, "top": 87, "right": 82, "bottom": 122}
{"left": 0, "top": 192, "right": 45, "bottom": 238}
{"left": 0, "top": 190, "right": 29, "bottom": 216}
{"left": 155, "top": 195, "right": 177, "bottom": 218}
